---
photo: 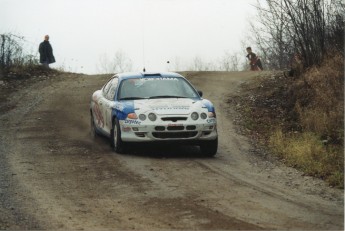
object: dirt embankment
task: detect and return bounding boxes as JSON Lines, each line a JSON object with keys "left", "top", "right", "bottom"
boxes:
{"left": 0, "top": 71, "right": 343, "bottom": 230}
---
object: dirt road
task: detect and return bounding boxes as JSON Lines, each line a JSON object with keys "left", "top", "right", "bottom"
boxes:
{"left": 0, "top": 71, "right": 343, "bottom": 230}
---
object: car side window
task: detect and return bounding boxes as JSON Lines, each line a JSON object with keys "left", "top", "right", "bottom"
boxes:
{"left": 106, "top": 77, "right": 119, "bottom": 100}
{"left": 102, "top": 78, "right": 114, "bottom": 96}
{"left": 181, "top": 80, "right": 198, "bottom": 97}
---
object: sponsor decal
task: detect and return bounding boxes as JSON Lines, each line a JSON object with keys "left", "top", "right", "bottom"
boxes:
{"left": 153, "top": 106, "right": 190, "bottom": 110}
{"left": 93, "top": 103, "right": 104, "bottom": 127}
{"left": 168, "top": 124, "right": 183, "bottom": 127}
{"left": 144, "top": 77, "right": 178, "bottom": 81}
{"left": 124, "top": 120, "right": 141, "bottom": 125}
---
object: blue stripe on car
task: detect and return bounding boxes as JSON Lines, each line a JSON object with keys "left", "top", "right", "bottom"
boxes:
{"left": 202, "top": 99, "right": 215, "bottom": 112}
{"left": 112, "top": 101, "right": 135, "bottom": 120}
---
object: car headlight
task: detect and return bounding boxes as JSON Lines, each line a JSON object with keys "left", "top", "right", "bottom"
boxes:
{"left": 148, "top": 113, "right": 157, "bottom": 121}
{"left": 139, "top": 114, "right": 146, "bottom": 121}
{"left": 191, "top": 112, "right": 199, "bottom": 120}
{"left": 200, "top": 112, "right": 207, "bottom": 119}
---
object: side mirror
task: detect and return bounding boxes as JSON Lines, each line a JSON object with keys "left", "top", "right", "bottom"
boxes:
{"left": 198, "top": 90, "right": 203, "bottom": 97}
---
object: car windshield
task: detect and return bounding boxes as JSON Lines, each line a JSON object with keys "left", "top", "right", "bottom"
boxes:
{"left": 118, "top": 77, "right": 199, "bottom": 100}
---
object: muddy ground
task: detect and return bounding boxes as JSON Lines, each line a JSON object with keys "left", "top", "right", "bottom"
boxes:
{"left": 0, "top": 71, "right": 343, "bottom": 230}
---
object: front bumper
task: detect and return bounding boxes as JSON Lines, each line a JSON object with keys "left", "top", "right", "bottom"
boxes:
{"left": 119, "top": 119, "right": 217, "bottom": 143}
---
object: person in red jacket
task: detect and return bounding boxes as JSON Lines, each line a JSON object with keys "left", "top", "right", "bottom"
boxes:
{"left": 246, "top": 47, "right": 263, "bottom": 71}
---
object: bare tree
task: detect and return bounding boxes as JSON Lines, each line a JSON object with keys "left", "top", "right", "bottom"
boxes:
{"left": 97, "top": 50, "right": 133, "bottom": 74}
{"left": 220, "top": 51, "right": 241, "bottom": 71}
{"left": 191, "top": 56, "right": 204, "bottom": 71}
{"left": 112, "top": 50, "right": 133, "bottom": 73}
{"left": 250, "top": 0, "right": 344, "bottom": 70}
{"left": 189, "top": 56, "right": 219, "bottom": 71}
{"left": 0, "top": 33, "right": 25, "bottom": 70}
{"left": 96, "top": 53, "right": 113, "bottom": 73}
{"left": 0, "top": 33, "right": 40, "bottom": 75}
{"left": 249, "top": 0, "right": 293, "bottom": 69}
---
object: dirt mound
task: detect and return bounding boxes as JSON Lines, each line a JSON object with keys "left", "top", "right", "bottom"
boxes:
{"left": 227, "top": 66, "right": 344, "bottom": 188}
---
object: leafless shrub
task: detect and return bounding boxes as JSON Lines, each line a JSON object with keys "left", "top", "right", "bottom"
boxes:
{"left": 0, "top": 33, "right": 24, "bottom": 69}
{"left": 97, "top": 50, "right": 133, "bottom": 74}
{"left": 270, "top": 52, "right": 343, "bottom": 187}
{"left": 189, "top": 56, "right": 222, "bottom": 71}
{"left": 0, "top": 33, "right": 40, "bottom": 77}
{"left": 251, "top": 0, "right": 344, "bottom": 70}
{"left": 294, "top": 52, "right": 344, "bottom": 143}
{"left": 220, "top": 52, "right": 241, "bottom": 71}
{"left": 190, "top": 56, "right": 205, "bottom": 71}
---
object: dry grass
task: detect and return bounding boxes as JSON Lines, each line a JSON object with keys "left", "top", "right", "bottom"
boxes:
{"left": 294, "top": 52, "right": 344, "bottom": 144}
{"left": 269, "top": 129, "right": 343, "bottom": 187}
{"left": 230, "top": 52, "right": 344, "bottom": 188}
{"left": 271, "top": 53, "right": 344, "bottom": 187}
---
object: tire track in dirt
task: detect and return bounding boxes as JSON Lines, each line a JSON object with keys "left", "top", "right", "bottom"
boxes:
{"left": 0, "top": 71, "right": 343, "bottom": 230}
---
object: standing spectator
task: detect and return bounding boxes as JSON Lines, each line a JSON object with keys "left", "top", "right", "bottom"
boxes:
{"left": 246, "top": 47, "right": 263, "bottom": 71}
{"left": 288, "top": 53, "right": 303, "bottom": 77}
{"left": 39, "top": 35, "right": 55, "bottom": 68}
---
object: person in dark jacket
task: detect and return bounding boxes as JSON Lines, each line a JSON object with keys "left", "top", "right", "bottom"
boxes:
{"left": 246, "top": 47, "right": 263, "bottom": 71}
{"left": 39, "top": 35, "right": 55, "bottom": 68}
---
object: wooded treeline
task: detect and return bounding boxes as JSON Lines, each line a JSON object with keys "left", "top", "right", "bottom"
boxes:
{"left": 251, "top": 0, "right": 344, "bottom": 70}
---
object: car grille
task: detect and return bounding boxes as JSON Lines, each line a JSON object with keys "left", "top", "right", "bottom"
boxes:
{"left": 155, "top": 126, "right": 165, "bottom": 131}
{"left": 161, "top": 117, "right": 187, "bottom": 122}
{"left": 186, "top": 125, "right": 196, "bottom": 130}
{"left": 152, "top": 131, "right": 198, "bottom": 139}
{"left": 155, "top": 125, "right": 196, "bottom": 131}
{"left": 167, "top": 126, "right": 184, "bottom": 131}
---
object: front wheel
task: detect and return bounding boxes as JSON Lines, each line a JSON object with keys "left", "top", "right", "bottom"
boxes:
{"left": 111, "top": 118, "right": 125, "bottom": 153}
{"left": 200, "top": 138, "right": 218, "bottom": 157}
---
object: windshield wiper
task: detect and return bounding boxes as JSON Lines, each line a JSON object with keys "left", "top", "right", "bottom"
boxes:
{"left": 119, "top": 97, "right": 147, "bottom": 100}
{"left": 149, "top": 95, "right": 187, "bottom": 99}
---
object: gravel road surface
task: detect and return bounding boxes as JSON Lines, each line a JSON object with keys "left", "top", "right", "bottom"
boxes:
{"left": 0, "top": 71, "right": 343, "bottom": 230}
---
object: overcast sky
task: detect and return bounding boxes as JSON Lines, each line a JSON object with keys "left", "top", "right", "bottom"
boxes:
{"left": 1, "top": 0, "right": 257, "bottom": 74}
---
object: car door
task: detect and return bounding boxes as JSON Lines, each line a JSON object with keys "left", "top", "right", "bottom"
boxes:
{"left": 103, "top": 77, "right": 119, "bottom": 134}
{"left": 96, "top": 78, "right": 113, "bottom": 134}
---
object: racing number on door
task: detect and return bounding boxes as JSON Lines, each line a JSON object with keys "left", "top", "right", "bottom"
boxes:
{"left": 93, "top": 102, "right": 104, "bottom": 127}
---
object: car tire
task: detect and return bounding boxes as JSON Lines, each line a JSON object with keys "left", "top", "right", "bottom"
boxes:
{"left": 200, "top": 138, "right": 218, "bottom": 157}
{"left": 111, "top": 118, "right": 125, "bottom": 153}
{"left": 90, "top": 112, "right": 97, "bottom": 139}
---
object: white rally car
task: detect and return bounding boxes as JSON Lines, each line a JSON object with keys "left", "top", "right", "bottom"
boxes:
{"left": 90, "top": 72, "right": 218, "bottom": 156}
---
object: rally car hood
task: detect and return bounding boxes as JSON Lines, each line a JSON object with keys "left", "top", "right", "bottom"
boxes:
{"left": 134, "top": 98, "right": 208, "bottom": 115}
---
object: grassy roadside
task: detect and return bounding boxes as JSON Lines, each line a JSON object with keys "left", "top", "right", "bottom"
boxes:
{"left": 229, "top": 54, "right": 344, "bottom": 188}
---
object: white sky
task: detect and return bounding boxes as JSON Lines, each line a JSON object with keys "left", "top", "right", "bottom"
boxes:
{"left": 1, "top": 0, "right": 257, "bottom": 74}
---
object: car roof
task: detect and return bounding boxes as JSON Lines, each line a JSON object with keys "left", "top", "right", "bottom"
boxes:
{"left": 115, "top": 72, "right": 185, "bottom": 81}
